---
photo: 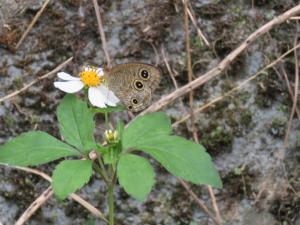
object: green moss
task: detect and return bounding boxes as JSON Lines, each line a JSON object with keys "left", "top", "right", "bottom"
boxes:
{"left": 3, "top": 114, "right": 15, "bottom": 127}
{"left": 12, "top": 77, "right": 23, "bottom": 89}
{"left": 240, "top": 109, "right": 253, "bottom": 127}
{"left": 269, "top": 117, "right": 287, "bottom": 138}
{"left": 200, "top": 124, "right": 234, "bottom": 155}
{"left": 255, "top": 70, "right": 284, "bottom": 108}
{"left": 222, "top": 165, "right": 255, "bottom": 198}
{"left": 224, "top": 106, "right": 253, "bottom": 136}
{"left": 191, "top": 36, "right": 204, "bottom": 50}
{"left": 277, "top": 104, "right": 289, "bottom": 113}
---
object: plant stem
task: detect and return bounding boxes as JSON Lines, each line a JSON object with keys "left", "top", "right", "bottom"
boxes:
{"left": 97, "top": 155, "right": 109, "bottom": 179}
{"left": 93, "top": 164, "right": 109, "bottom": 185}
{"left": 108, "top": 182, "right": 115, "bottom": 225}
{"left": 104, "top": 112, "right": 109, "bottom": 129}
{"left": 84, "top": 88, "right": 89, "bottom": 103}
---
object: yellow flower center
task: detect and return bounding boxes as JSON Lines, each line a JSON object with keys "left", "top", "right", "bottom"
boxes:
{"left": 80, "top": 70, "right": 102, "bottom": 87}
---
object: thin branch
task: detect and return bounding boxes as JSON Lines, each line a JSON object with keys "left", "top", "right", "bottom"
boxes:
{"left": 183, "top": 4, "right": 222, "bottom": 223}
{"left": 15, "top": 0, "right": 51, "bottom": 50}
{"left": 161, "top": 45, "right": 187, "bottom": 115}
{"left": 184, "top": 0, "right": 199, "bottom": 142}
{"left": 253, "top": 35, "right": 300, "bottom": 205}
{"left": 15, "top": 187, "right": 53, "bottom": 225}
{"left": 92, "top": 0, "right": 112, "bottom": 67}
{"left": 161, "top": 44, "right": 217, "bottom": 220}
{"left": 284, "top": 30, "right": 299, "bottom": 146}
{"left": 178, "top": 179, "right": 220, "bottom": 224}
{"left": 13, "top": 166, "right": 52, "bottom": 181}
{"left": 252, "top": 0, "right": 255, "bottom": 9}
{"left": 161, "top": 46, "right": 179, "bottom": 89}
{"left": 172, "top": 42, "right": 300, "bottom": 127}
{"left": 185, "top": 0, "right": 210, "bottom": 47}
{"left": 141, "top": 5, "right": 300, "bottom": 115}
{"left": 11, "top": 166, "right": 108, "bottom": 223}
{"left": 273, "top": 65, "right": 300, "bottom": 121}
{"left": 0, "top": 57, "right": 73, "bottom": 104}
{"left": 207, "top": 186, "right": 222, "bottom": 225}
{"left": 148, "top": 41, "right": 160, "bottom": 66}
{"left": 70, "top": 193, "right": 107, "bottom": 221}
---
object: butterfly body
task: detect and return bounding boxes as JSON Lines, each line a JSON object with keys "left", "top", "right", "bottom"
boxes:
{"left": 104, "top": 63, "right": 161, "bottom": 112}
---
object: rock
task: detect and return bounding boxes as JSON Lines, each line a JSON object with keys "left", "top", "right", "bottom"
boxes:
{"left": 295, "top": 216, "right": 300, "bottom": 225}
{"left": 243, "top": 208, "right": 278, "bottom": 225}
{"left": 0, "top": 0, "right": 42, "bottom": 34}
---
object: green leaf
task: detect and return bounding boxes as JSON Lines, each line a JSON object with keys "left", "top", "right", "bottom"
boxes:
{"left": 133, "top": 135, "right": 222, "bottom": 188}
{"left": 123, "top": 112, "right": 171, "bottom": 149}
{"left": 117, "top": 154, "right": 155, "bottom": 201}
{"left": 57, "top": 94, "right": 96, "bottom": 152}
{"left": 52, "top": 160, "right": 93, "bottom": 200}
{"left": 0, "top": 131, "right": 79, "bottom": 166}
{"left": 91, "top": 104, "right": 125, "bottom": 113}
{"left": 189, "top": 222, "right": 197, "bottom": 225}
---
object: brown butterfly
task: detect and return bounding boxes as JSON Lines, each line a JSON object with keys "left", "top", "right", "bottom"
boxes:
{"left": 104, "top": 63, "right": 161, "bottom": 112}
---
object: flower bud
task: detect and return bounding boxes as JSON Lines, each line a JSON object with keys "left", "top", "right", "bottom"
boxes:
{"left": 104, "top": 129, "right": 118, "bottom": 142}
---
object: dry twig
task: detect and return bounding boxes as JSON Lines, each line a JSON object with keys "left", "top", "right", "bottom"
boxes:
{"left": 92, "top": 0, "right": 112, "bottom": 67}
{"left": 207, "top": 186, "right": 222, "bottom": 225}
{"left": 172, "top": 43, "right": 300, "bottom": 126}
{"left": 178, "top": 179, "right": 219, "bottom": 224}
{"left": 15, "top": 0, "right": 51, "bottom": 50}
{"left": 284, "top": 29, "right": 299, "bottom": 146}
{"left": 162, "top": 42, "right": 220, "bottom": 223}
{"left": 183, "top": 0, "right": 198, "bottom": 142}
{"left": 161, "top": 46, "right": 179, "bottom": 89}
{"left": 161, "top": 46, "right": 187, "bottom": 114}
{"left": 0, "top": 57, "right": 73, "bottom": 104}
{"left": 15, "top": 187, "right": 53, "bottom": 225}
{"left": 273, "top": 65, "right": 300, "bottom": 121}
{"left": 290, "top": 16, "right": 300, "bottom": 20}
{"left": 180, "top": 2, "right": 221, "bottom": 224}
{"left": 141, "top": 5, "right": 300, "bottom": 115}
{"left": 12, "top": 166, "right": 108, "bottom": 223}
{"left": 181, "top": 0, "right": 210, "bottom": 47}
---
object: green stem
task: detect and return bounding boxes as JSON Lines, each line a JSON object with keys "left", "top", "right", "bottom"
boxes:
{"left": 84, "top": 88, "right": 89, "bottom": 103}
{"left": 97, "top": 155, "right": 109, "bottom": 179}
{"left": 93, "top": 163, "right": 109, "bottom": 185}
{"left": 108, "top": 182, "right": 115, "bottom": 225}
{"left": 104, "top": 112, "right": 109, "bottom": 129}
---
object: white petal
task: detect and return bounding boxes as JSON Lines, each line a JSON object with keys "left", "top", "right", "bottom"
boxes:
{"left": 96, "top": 68, "right": 104, "bottom": 76}
{"left": 54, "top": 80, "right": 84, "bottom": 93}
{"left": 83, "top": 65, "right": 89, "bottom": 71}
{"left": 88, "top": 87, "right": 107, "bottom": 108}
{"left": 98, "top": 85, "right": 120, "bottom": 106}
{"left": 57, "top": 72, "right": 80, "bottom": 81}
{"left": 84, "top": 65, "right": 96, "bottom": 71}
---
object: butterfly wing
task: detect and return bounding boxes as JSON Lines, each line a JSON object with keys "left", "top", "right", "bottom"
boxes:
{"left": 105, "top": 63, "right": 161, "bottom": 112}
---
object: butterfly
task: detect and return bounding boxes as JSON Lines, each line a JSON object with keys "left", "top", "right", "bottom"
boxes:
{"left": 104, "top": 63, "right": 161, "bottom": 112}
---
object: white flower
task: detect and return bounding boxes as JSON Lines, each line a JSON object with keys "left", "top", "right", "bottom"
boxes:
{"left": 54, "top": 65, "right": 120, "bottom": 108}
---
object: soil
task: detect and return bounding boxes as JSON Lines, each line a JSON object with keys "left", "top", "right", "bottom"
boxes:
{"left": 0, "top": 0, "right": 299, "bottom": 225}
